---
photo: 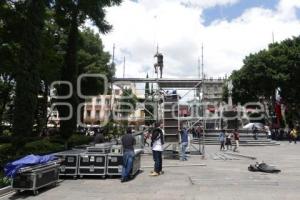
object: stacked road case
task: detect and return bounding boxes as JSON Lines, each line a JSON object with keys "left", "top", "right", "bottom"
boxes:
{"left": 86, "top": 143, "right": 112, "bottom": 154}
{"left": 78, "top": 152, "right": 106, "bottom": 178}
{"left": 12, "top": 161, "right": 60, "bottom": 195}
{"left": 163, "top": 95, "right": 180, "bottom": 143}
{"left": 54, "top": 149, "right": 85, "bottom": 178}
{"left": 106, "top": 146, "right": 143, "bottom": 177}
{"left": 78, "top": 143, "right": 112, "bottom": 178}
{"left": 53, "top": 142, "right": 143, "bottom": 179}
{"left": 106, "top": 154, "right": 123, "bottom": 176}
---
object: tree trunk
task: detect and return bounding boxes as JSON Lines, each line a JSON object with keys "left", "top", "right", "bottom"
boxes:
{"left": 57, "top": 7, "right": 79, "bottom": 149}
{"left": 12, "top": 0, "right": 46, "bottom": 149}
{"left": 0, "top": 78, "right": 12, "bottom": 131}
{"left": 36, "top": 82, "right": 49, "bottom": 136}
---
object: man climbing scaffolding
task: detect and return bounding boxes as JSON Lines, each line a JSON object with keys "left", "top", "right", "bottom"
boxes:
{"left": 154, "top": 52, "right": 163, "bottom": 78}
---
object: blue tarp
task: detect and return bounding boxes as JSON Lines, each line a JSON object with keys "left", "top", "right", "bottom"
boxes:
{"left": 4, "top": 154, "right": 58, "bottom": 178}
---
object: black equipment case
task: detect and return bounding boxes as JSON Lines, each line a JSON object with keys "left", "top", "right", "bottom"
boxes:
{"left": 11, "top": 161, "right": 60, "bottom": 195}
{"left": 54, "top": 149, "right": 85, "bottom": 178}
{"left": 106, "top": 148, "right": 143, "bottom": 177}
{"left": 78, "top": 152, "right": 107, "bottom": 178}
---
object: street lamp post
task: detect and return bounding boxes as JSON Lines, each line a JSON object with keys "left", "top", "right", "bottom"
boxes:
{"left": 201, "top": 81, "right": 205, "bottom": 158}
{"left": 227, "top": 80, "right": 233, "bottom": 108}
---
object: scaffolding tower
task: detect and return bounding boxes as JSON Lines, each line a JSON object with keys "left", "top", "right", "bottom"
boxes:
{"left": 112, "top": 77, "right": 204, "bottom": 154}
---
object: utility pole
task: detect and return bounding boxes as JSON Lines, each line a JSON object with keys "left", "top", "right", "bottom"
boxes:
{"left": 123, "top": 56, "right": 125, "bottom": 78}
{"left": 198, "top": 57, "right": 201, "bottom": 79}
{"left": 111, "top": 43, "right": 115, "bottom": 68}
{"left": 109, "top": 43, "right": 115, "bottom": 120}
{"left": 201, "top": 43, "right": 205, "bottom": 158}
{"left": 201, "top": 44, "right": 204, "bottom": 80}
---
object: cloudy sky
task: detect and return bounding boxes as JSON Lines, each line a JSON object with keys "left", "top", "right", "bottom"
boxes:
{"left": 94, "top": 0, "right": 300, "bottom": 79}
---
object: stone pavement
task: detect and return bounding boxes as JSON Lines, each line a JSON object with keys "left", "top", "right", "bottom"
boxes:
{"left": 1, "top": 141, "right": 300, "bottom": 200}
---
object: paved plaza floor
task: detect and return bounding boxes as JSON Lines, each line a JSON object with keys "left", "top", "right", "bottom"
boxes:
{"left": 1, "top": 141, "right": 300, "bottom": 200}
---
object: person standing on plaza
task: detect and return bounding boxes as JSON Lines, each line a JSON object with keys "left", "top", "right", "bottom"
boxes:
{"left": 150, "top": 122, "right": 164, "bottom": 176}
{"left": 143, "top": 128, "right": 151, "bottom": 147}
{"left": 290, "top": 127, "right": 298, "bottom": 144}
{"left": 121, "top": 127, "right": 136, "bottom": 183}
{"left": 219, "top": 129, "right": 226, "bottom": 151}
{"left": 93, "top": 128, "right": 105, "bottom": 144}
{"left": 252, "top": 126, "right": 258, "bottom": 140}
{"left": 180, "top": 126, "right": 189, "bottom": 161}
{"left": 266, "top": 125, "right": 272, "bottom": 139}
{"left": 233, "top": 129, "right": 240, "bottom": 152}
{"left": 225, "top": 130, "right": 233, "bottom": 150}
{"left": 154, "top": 52, "right": 164, "bottom": 78}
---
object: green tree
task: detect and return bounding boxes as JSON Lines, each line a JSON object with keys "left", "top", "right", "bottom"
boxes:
{"left": 144, "top": 73, "right": 154, "bottom": 126}
{"left": 226, "top": 36, "right": 300, "bottom": 126}
{"left": 35, "top": 9, "right": 65, "bottom": 135}
{"left": 0, "top": 2, "right": 15, "bottom": 130}
{"left": 0, "top": 1, "right": 27, "bottom": 133}
{"left": 0, "top": 75, "right": 13, "bottom": 130}
{"left": 53, "top": 0, "right": 122, "bottom": 146}
{"left": 7, "top": 0, "right": 48, "bottom": 149}
{"left": 119, "top": 88, "right": 138, "bottom": 122}
{"left": 269, "top": 38, "right": 300, "bottom": 125}
{"left": 78, "top": 28, "right": 113, "bottom": 96}
{"left": 77, "top": 28, "right": 113, "bottom": 123}
{"left": 269, "top": 38, "right": 300, "bottom": 107}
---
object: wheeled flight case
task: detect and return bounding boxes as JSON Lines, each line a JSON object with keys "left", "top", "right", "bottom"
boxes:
{"left": 106, "top": 147, "right": 143, "bottom": 177}
{"left": 54, "top": 149, "right": 85, "bottom": 178}
{"left": 11, "top": 160, "right": 60, "bottom": 195}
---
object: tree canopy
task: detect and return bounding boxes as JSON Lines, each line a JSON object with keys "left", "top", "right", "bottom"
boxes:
{"left": 0, "top": 0, "right": 122, "bottom": 150}
{"left": 228, "top": 36, "right": 300, "bottom": 126}
{"left": 53, "top": 0, "right": 121, "bottom": 143}
{"left": 118, "top": 88, "right": 138, "bottom": 121}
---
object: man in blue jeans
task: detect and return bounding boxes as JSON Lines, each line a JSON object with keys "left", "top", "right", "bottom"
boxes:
{"left": 150, "top": 122, "right": 164, "bottom": 176}
{"left": 121, "top": 128, "right": 136, "bottom": 182}
{"left": 180, "top": 126, "right": 189, "bottom": 161}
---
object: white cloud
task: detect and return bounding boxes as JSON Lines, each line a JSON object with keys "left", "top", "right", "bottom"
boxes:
{"left": 95, "top": 0, "right": 300, "bottom": 79}
{"left": 179, "top": 0, "right": 240, "bottom": 9}
{"left": 129, "top": 0, "right": 240, "bottom": 10}
{"left": 277, "top": 0, "right": 300, "bottom": 20}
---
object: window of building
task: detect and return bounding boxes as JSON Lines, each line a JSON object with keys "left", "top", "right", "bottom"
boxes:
{"left": 86, "top": 98, "right": 92, "bottom": 102}
{"left": 96, "top": 110, "right": 100, "bottom": 119}
{"left": 105, "top": 99, "right": 110, "bottom": 105}
{"left": 115, "top": 89, "right": 120, "bottom": 95}
{"left": 96, "top": 98, "right": 101, "bottom": 104}
{"left": 87, "top": 110, "right": 91, "bottom": 117}
{"left": 214, "top": 86, "right": 218, "bottom": 91}
{"left": 206, "top": 86, "right": 211, "bottom": 93}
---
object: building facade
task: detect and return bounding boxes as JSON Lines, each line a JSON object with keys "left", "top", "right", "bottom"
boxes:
{"left": 83, "top": 87, "right": 145, "bottom": 126}
{"left": 202, "top": 78, "right": 225, "bottom": 106}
